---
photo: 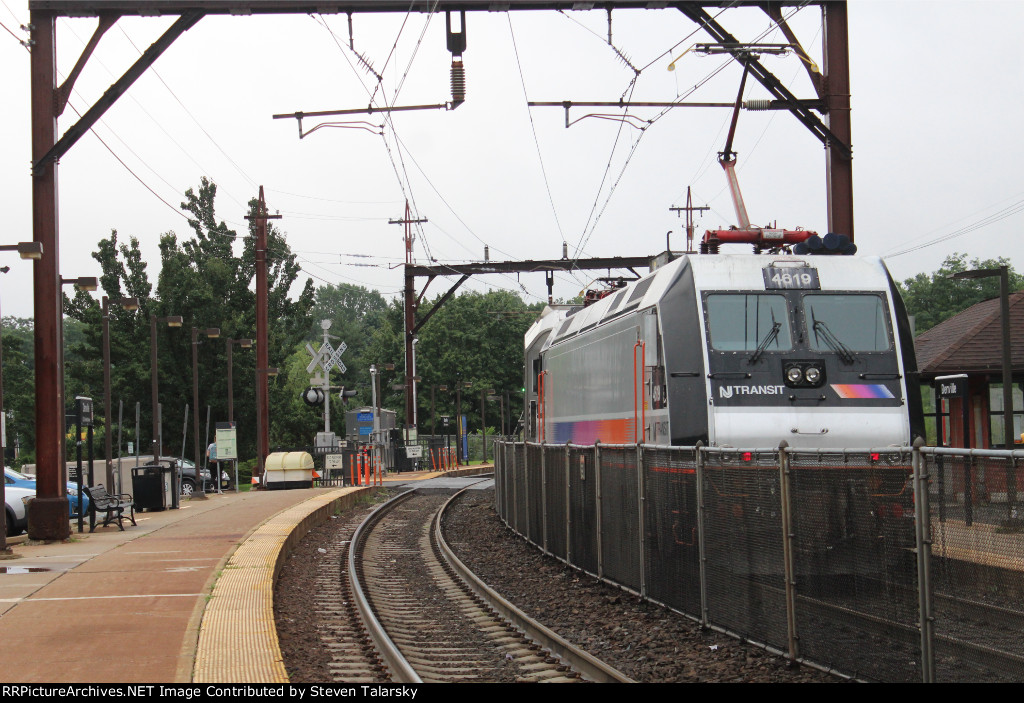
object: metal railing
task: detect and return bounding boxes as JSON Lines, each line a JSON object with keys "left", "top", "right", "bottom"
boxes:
{"left": 493, "top": 440, "right": 1024, "bottom": 683}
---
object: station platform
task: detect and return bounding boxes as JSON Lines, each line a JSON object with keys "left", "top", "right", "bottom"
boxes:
{"left": 0, "top": 465, "right": 492, "bottom": 684}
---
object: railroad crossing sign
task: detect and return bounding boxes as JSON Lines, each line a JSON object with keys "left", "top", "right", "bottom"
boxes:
{"left": 306, "top": 320, "right": 348, "bottom": 435}
{"left": 306, "top": 339, "right": 347, "bottom": 376}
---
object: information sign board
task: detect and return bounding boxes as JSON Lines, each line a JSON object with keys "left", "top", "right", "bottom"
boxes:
{"left": 215, "top": 422, "right": 238, "bottom": 460}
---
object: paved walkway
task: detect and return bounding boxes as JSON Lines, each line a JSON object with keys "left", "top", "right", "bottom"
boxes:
{"left": 0, "top": 467, "right": 490, "bottom": 684}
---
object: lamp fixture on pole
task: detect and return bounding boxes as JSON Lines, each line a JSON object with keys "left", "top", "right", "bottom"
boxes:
{"left": 150, "top": 314, "right": 183, "bottom": 458}
{"left": 102, "top": 295, "right": 139, "bottom": 489}
{"left": 950, "top": 266, "right": 1016, "bottom": 516}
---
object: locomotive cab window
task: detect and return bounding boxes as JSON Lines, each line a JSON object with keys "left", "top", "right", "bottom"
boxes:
{"left": 802, "top": 294, "right": 892, "bottom": 353}
{"left": 706, "top": 294, "right": 793, "bottom": 352}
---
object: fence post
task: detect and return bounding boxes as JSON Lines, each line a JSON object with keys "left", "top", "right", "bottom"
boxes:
{"left": 565, "top": 442, "right": 572, "bottom": 566}
{"left": 778, "top": 441, "right": 799, "bottom": 664}
{"left": 540, "top": 441, "right": 547, "bottom": 553}
{"left": 496, "top": 442, "right": 504, "bottom": 517}
{"left": 637, "top": 441, "right": 646, "bottom": 598}
{"left": 595, "top": 441, "right": 602, "bottom": 579}
{"left": 529, "top": 440, "right": 539, "bottom": 542}
{"left": 695, "top": 441, "right": 709, "bottom": 629}
{"left": 913, "top": 438, "right": 935, "bottom": 683}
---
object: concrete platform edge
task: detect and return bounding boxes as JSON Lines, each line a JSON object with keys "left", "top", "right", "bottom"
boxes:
{"left": 192, "top": 486, "right": 382, "bottom": 683}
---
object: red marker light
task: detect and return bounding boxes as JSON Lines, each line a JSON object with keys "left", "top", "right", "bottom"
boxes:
{"left": 870, "top": 453, "right": 880, "bottom": 461}
{"left": 742, "top": 452, "right": 752, "bottom": 462}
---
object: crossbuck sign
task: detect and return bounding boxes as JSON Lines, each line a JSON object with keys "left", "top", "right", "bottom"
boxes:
{"left": 306, "top": 339, "right": 347, "bottom": 376}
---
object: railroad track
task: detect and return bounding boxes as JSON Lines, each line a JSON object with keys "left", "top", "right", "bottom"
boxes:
{"left": 348, "top": 489, "right": 633, "bottom": 683}
{"left": 298, "top": 508, "right": 391, "bottom": 683}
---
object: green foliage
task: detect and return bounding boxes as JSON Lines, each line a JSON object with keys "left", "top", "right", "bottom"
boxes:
{"left": 61, "top": 178, "right": 313, "bottom": 463}
{"left": 274, "top": 285, "right": 541, "bottom": 444}
{"left": 364, "top": 289, "right": 540, "bottom": 436}
{"left": 47, "top": 178, "right": 542, "bottom": 461}
{"left": 2, "top": 316, "right": 35, "bottom": 464}
{"left": 898, "top": 253, "right": 1024, "bottom": 334}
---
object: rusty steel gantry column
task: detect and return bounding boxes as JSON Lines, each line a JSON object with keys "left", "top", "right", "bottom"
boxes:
{"left": 28, "top": 11, "right": 69, "bottom": 541}
{"left": 823, "top": 2, "right": 853, "bottom": 241}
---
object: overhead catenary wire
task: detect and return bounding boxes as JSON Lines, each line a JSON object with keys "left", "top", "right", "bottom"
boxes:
{"left": 884, "top": 197, "right": 1024, "bottom": 259}
{"left": 313, "top": 9, "right": 562, "bottom": 300}
{"left": 306, "top": 10, "right": 618, "bottom": 303}
{"left": 507, "top": 14, "right": 566, "bottom": 246}
{"left": 313, "top": 12, "right": 439, "bottom": 264}
{"left": 113, "top": 22, "right": 257, "bottom": 208}
{"left": 570, "top": 0, "right": 815, "bottom": 254}
{"left": 2, "top": 15, "right": 189, "bottom": 222}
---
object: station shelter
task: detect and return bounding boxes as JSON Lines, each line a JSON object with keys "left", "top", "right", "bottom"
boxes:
{"left": 914, "top": 291, "right": 1024, "bottom": 501}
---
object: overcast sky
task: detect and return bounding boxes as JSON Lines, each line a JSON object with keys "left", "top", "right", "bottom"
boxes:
{"left": 1, "top": 1, "right": 1022, "bottom": 321}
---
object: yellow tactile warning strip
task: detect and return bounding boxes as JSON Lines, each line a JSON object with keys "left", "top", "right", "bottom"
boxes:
{"left": 193, "top": 487, "right": 379, "bottom": 683}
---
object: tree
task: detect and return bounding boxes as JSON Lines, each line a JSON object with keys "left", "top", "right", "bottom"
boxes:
{"left": 1, "top": 317, "right": 36, "bottom": 465}
{"left": 363, "top": 289, "right": 542, "bottom": 437}
{"left": 64, "top": 178, "right": 314, "bottom": 462}
{"left": 898, "top": 253, "right": 1024, "bottom": 334}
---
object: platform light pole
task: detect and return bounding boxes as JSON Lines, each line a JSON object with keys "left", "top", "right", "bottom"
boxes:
{"left": 433, "top": 384, "right": 445, "bottom": 451}
{"left": 102, "top": 295, "right": 139, "bottom": 489}
{"left": 951, "top": 266, "right": 1016, "bottom": 517}
{"left": 253, "top": 367, "right": 279, "bottom": 487}
{"left": 150, "top": 314, "right": 183, "bottom": 459}
{"left": 191, "top": 327, "right": 220, "bottom": 499}
{"left": 226, "top": 338, "right": 253, "bottom": 424}
{"left": 455, "top": 378, "right": 471, "bottom": 466}
{"left": 370, "top": 364, "right": 379, "bottom": 472}
{"left": 223, "top": 338, "right": 252, "bottom": 493}
{"left": 0, "top": 241, "right": 42, "bottom": 552}
{"left": 60, "top": 276, "right": 97, "bottom": 493}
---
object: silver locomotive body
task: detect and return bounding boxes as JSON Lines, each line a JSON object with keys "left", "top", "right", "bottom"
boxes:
{"left": 524, "top": 254, "right": 924, "bottom": 450}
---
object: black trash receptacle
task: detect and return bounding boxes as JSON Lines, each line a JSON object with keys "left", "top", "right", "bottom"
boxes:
{"left": 132, "top": 465, "right": 164, "bottom": 511}
{"left": 132, "top": 461, "right": 178, "bottom": 511}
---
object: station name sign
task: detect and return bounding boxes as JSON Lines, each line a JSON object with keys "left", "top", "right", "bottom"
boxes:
{"left": 935, "top": 374, "right": 968, "bottom": 399}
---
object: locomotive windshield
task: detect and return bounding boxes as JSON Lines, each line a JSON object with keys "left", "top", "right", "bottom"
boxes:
{"left": 803, "top": 294, "right": 892, "bottom": 352}
{"left": 706, "top": 294, "right": 793, "bottom": 352}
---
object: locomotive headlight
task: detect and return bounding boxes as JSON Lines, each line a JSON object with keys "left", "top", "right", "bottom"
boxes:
{"left": 786, "top": 366, "right": 804, "bottom": 384}
{"left": 804, "top": 366, "right": 822, "bottom": 384}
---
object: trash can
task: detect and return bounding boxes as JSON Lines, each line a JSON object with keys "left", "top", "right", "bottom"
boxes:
{"left": 265, "top": 452, "right": 315, "bottom": 490}
{"left": 132, "top": 461, "right": 178, "bottom": 511}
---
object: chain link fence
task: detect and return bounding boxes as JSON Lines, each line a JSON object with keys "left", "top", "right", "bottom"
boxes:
{"left": 494, "top": 440, "right": 1024, "bottom": 682}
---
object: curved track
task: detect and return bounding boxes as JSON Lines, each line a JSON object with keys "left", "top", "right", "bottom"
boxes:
{"left": 291, "top": 506, "right": 390, "bottom": 683}
{"left": 348, "top": 489, "right": 632, "bottom": 683}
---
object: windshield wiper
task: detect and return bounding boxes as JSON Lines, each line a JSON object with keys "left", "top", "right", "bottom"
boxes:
{"left": 811, "top": 312, "right": 855, "bottom": 365}
{"left": 749, "top": 319, "right": 782, "bottom": 365}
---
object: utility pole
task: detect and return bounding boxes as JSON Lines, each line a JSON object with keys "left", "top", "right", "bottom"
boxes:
{"left": 669, "top": 187, "right": 710, "bottom": 253}
{"left": 392, "top": 201, "right": 427, "bottom": 444}
{"left": 246, "top": 187, "right": 281, "bottom": 482}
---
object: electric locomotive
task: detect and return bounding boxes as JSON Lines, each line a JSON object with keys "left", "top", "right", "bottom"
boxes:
{"left": 524, "top": 253, "right": 924, "bottom": 449}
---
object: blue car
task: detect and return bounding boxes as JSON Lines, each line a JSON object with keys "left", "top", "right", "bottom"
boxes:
{"left": 4, "top": 467, "right": 90, "bottom": 518}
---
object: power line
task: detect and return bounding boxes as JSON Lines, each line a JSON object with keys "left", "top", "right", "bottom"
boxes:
{"left": 507, "top": 14, "right": 565, "bottom": 244}
{"left": 885, "top": 198, "right": 1024, "bottom": 259}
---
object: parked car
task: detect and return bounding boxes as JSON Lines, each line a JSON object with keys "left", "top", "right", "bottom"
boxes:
{"left": 4, "top": 485, "right": 34, "bottom": 536}
{"left": 5, "top": 467, "right": 91, "bottom": 518}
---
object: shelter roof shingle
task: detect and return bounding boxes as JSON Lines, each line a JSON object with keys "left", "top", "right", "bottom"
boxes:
{"left": 915, "top": 291, "right": 1024, "bottom": 376}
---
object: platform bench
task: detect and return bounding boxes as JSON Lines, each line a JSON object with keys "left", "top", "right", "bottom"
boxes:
{"left": 83, "top": 485, "right": 136, "bottom": 533}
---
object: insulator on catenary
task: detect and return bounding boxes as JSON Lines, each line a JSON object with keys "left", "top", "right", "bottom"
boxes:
{"left": 450, "top": 60, "right": 466, "bottom": 107}
{"left": 743, "top": 99, "right": 773, "bottom": 111}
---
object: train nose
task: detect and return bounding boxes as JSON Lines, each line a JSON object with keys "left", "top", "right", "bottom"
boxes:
{"left": 711, "top": 407, "right": 909, "bottom": 449}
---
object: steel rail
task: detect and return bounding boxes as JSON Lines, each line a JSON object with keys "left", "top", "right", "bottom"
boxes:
{"left": 435, "top": 486, "right": 635, "bottom": 683}
{"left": 347, "top": 488, "right": 421, "bottom": 684}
